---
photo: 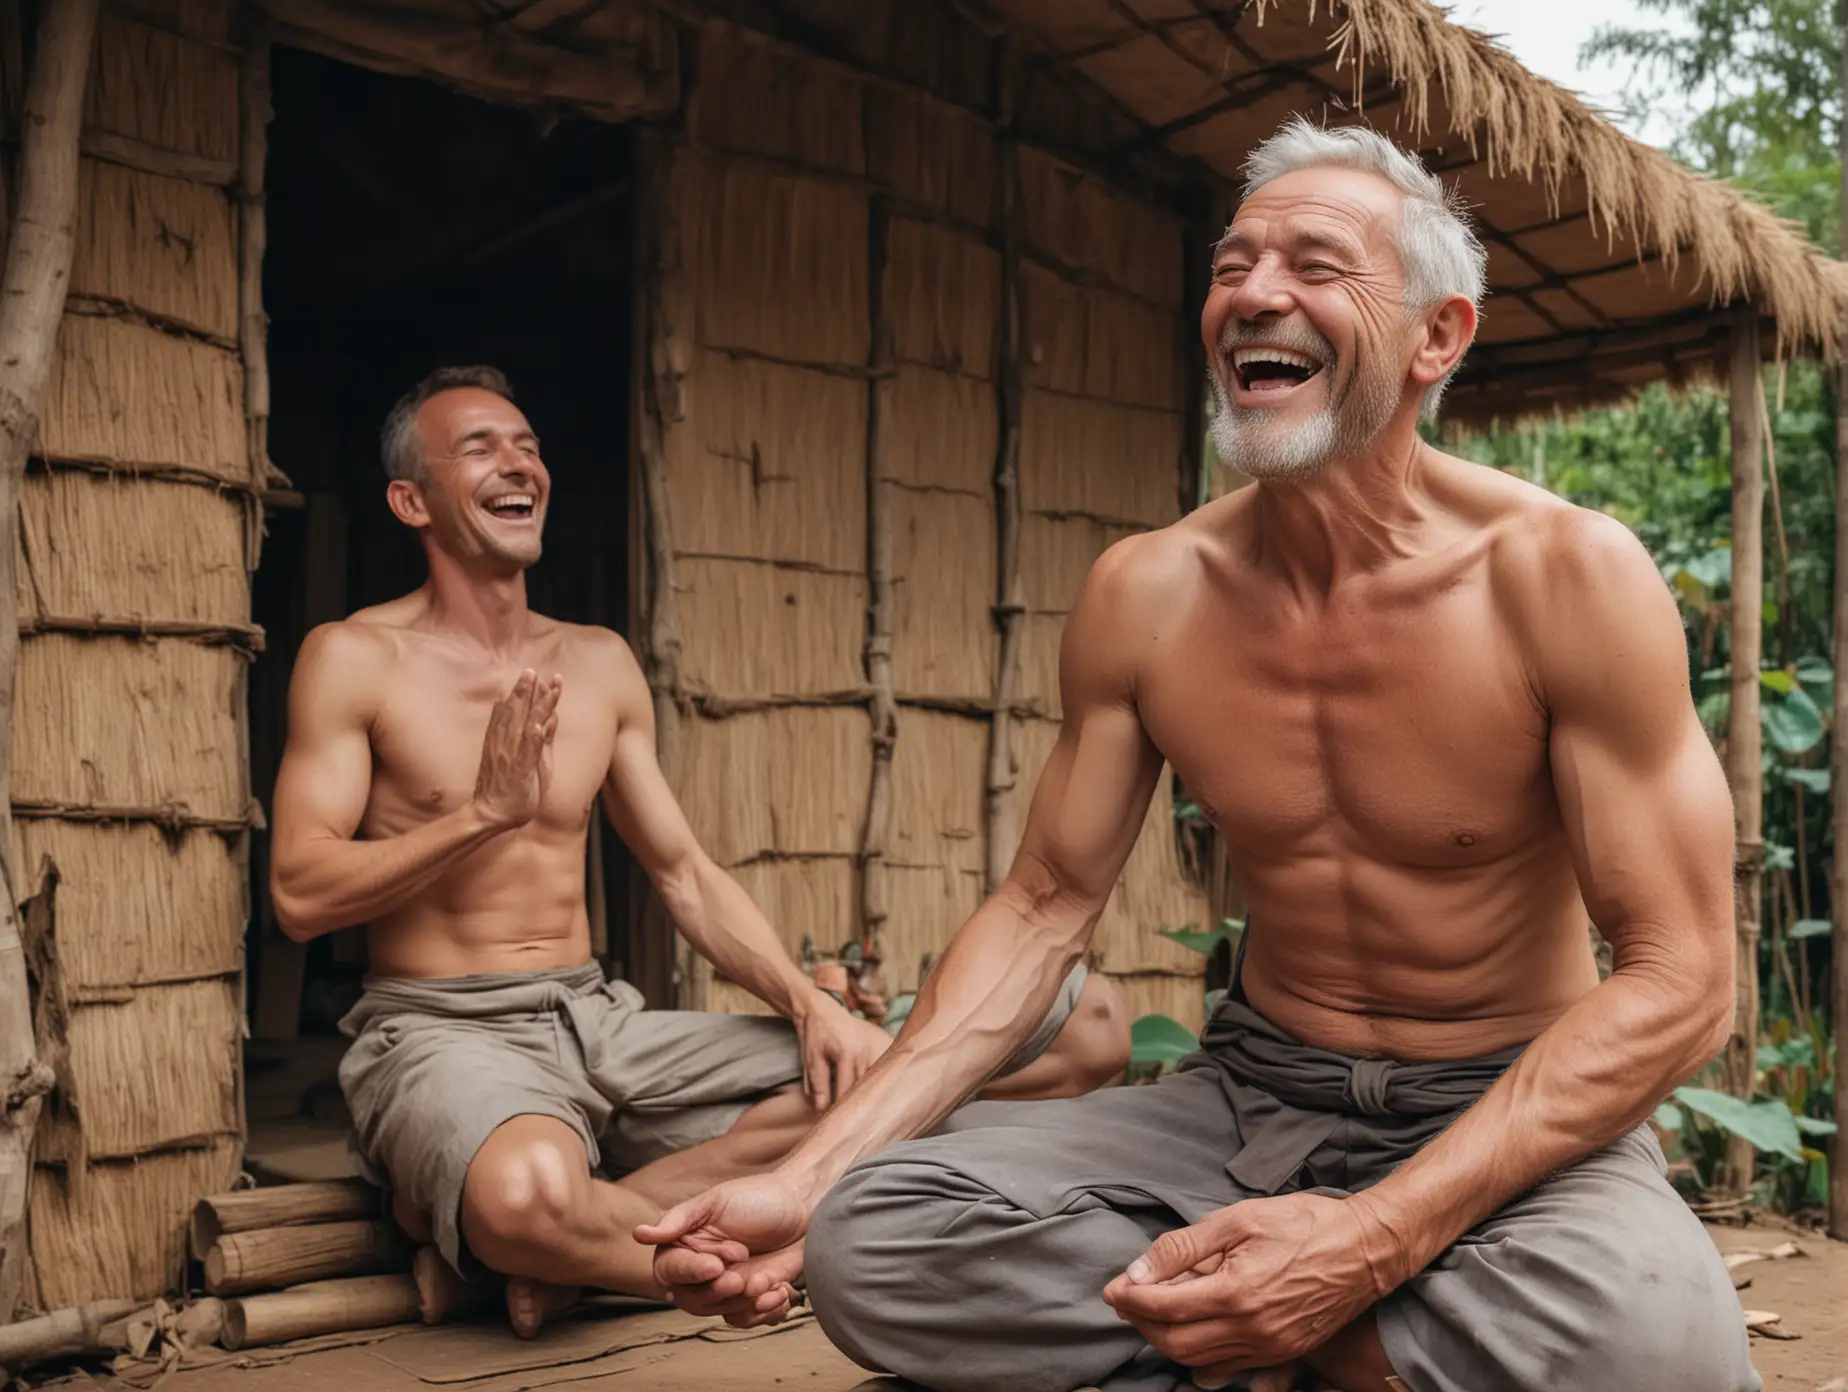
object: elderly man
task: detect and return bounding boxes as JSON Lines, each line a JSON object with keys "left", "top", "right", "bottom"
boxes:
{"left": 637, "top": 118, "right": 1757, "bottom": 1392}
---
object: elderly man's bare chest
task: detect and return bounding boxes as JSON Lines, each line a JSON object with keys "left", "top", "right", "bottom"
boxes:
{"left": 1138, "top": 579, "right": 1554, "bottom": 866}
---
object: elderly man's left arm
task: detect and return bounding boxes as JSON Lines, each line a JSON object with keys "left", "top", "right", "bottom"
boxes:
{"left": 1104, "top": 508, "right": 1737, "bottom": 1375}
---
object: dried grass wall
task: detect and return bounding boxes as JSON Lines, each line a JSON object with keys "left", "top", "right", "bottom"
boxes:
{"left": 12, "top": 0, "right": 251, "bottom": 1308}
{"left": 649, "top": 21, "right": 1207, "bottom": 1026}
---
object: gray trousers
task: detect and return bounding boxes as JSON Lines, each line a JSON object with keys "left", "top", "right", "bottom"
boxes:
{"left": 806, "top": 997, "right": 1759, "bottom": 1392}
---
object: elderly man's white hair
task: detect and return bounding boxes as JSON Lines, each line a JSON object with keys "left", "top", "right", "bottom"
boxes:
{"left": 1238, "top": 116, "right": 1487, "bottom": 420}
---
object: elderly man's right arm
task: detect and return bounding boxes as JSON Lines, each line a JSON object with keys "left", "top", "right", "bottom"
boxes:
{"left": 636, "top": 539, "right": 1168, "bottom": 1311}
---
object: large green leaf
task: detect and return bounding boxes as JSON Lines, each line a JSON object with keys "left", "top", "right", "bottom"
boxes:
{"left": 1794, "top": 1115, "right": 1838, "bottom": 1137}
{"left": 1130, "top": 1013, "right": 1201, "bottom": 1064}
{"left": 1760, "top": 669, "right": 1797, "bottom": 694}
{"left": 1157, "top": 927, "right": 1235, "bottom": 955}
{"left": 1763, "top": 687, "right": 1826, "bottom": 754}
{"left": 1782, "top": 767, "right": 1830, "bottom": 794}
{"left": 1653, "top": 1102, "right": 1684, "bottom": 1131}
{"left": 1672, "top": 1087, "right": 1805, "bottom": 1162}
{"left": 1790, "top": 918, "right": 1832, "bottom": 939}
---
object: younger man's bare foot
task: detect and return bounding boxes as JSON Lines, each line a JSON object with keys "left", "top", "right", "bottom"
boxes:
{"left": 507, "top": 1275, "right": 581, "bottom": 1338}
{"left": 412, "top": 1246, "right": 497, "bottom": 1325}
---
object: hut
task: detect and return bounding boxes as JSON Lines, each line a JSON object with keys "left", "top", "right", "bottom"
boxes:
{"left": 6, "top": 0, "right": 1847, "bottom": 1313}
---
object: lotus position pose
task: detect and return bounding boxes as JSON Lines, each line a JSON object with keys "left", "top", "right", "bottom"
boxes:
{"left": 266, "top": 366, "right": 1130, "bottom": 1339}
{"left": 640, "top": 120, "right": 1758, "bottom": 1392}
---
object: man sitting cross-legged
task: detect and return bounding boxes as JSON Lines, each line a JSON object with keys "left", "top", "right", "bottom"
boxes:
{"left": 639, "top": 120, "right": 1759, "bottom": 1392}
{"left": 266, "top": 365, "right": 1131, "bottom": 1338}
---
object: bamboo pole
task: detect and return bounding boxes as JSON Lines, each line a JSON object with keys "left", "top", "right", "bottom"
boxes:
{"left": 983, "top": 47, "right": 1027, "bottom": 896}
{"left": 0, "top": 0, "right": 100, "bottom": 1321}
{"left": 202, "top": 1220, "right": 408, "bottom": 1297}
{"left": 860, "top": 195, "right": 896, "bottom": 954}
{"left": 632, "top": 129, "right": 701, "bottom": 1009}
{"left": 0, "top": 1297, "right": 137, "bottom": 1373}
{"left": 1723, "top": 307, "right": 1765, "bottom": 1196}
{"left": 222, "top": 1275, "right": 420, "bottom": 1351}
{"left": 190, "top": 1179, "right": 380, "bottom": 1256}
{"left": 1830, "top": 11, "right": 1848, "bottom": 1241}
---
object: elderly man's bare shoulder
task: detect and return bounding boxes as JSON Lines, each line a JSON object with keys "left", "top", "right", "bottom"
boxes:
{"left": 1442, "top": 460, "right": 1675, "bottom": 663}
{"left": 1080, "top": 506, "right": 1228, "bottom": 606}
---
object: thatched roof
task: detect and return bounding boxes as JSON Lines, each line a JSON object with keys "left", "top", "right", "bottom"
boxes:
{"left": 977, "top": 0, "right": 1848, "bottom": 418}
{"left": 261, "top": 0, "right": 1848, "bottom": 422}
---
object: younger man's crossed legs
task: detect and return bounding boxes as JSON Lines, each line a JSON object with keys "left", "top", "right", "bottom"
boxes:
{"left": 345, "top": 964, "right": 1126, "bottom": 1336}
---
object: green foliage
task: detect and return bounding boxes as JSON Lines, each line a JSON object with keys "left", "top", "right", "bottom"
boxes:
{"left": 1155, "top": 918, "right": 1244, "bottom": 957}
{"left": 1130, "top": 1013, "right": 1202, "bottom": 1066}
{"left": 1586, "top": 0, "right": 1843, "bottom": 246}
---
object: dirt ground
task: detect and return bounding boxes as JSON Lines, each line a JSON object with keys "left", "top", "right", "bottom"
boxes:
{"left": 1707, "top": 1224, "right": 1848, "bottom": 1389}
{"left": 24, "top": 1222, "right": 1845, "bottom": 1392}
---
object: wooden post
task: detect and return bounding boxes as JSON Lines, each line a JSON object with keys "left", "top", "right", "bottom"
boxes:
{"left": 1724, "top": 307, "right": 1764, "bottom": 1196}
{"left": 1830, "top": 13, "right": 1848, "bottom": 1240}
{"left": 0, "top": 0, "right": 100, "bottom": 1322}
{"left": 860, "top": 196, "right": 896, "bottom": 955}
{"left": 632, "top": 130, "right": 699, "bottom": 1008}
{"left": 983, "top": 46, "right": 1026, "bottom": 896}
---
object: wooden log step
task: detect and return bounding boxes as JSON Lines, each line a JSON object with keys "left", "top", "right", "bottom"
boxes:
{"left": 203, "top": 1219, "right": 409, "bottom": 1297}
{"left": 190, "top": 1178, "right": 380, "bottom": 1256}
{"left": 0, "top": 1298, "right": 141, "bottom": 1375}
{"left": 222, "top": 1275, "right": 422, "bottom": 1351}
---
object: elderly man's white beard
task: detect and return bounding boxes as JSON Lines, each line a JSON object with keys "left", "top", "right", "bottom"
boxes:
{"left": 1208, "top": 339, "right": 1402, "bottom": 482}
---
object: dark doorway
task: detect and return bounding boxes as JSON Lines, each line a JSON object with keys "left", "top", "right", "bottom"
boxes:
{"left": 246, "top": 45, "right": 642, "bottom": 1072}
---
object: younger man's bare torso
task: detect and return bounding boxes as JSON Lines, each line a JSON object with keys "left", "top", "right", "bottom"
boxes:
{"left": 1112, "top": 458, "right": 1608, "bottom": 1062}
{"left": 329, "top": 592, "right": 631, "bottom": 979}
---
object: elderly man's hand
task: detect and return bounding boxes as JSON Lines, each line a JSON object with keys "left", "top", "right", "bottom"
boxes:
{"left": 634, "top": 1173, "right": 814, "bottom": 1327}
{"left": 1101, "top": 1192, "right": 1395, "bottom": 1382}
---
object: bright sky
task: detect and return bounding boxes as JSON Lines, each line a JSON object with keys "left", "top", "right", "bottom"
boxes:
{"left": 1446, "top": 0, "right": 1690, "bottom": 148}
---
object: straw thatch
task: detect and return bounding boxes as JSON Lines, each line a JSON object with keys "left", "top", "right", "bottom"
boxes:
{"left": 875, "top": 368, "right": 995, "bottom": 493}
{"left": 891, "top": 487, "right": 995, "bottom": 701}
{"left": 19, "top": 470, "right": 247, "bottom": 626}
{"left": 14, "top": 635, "right": 244, "bottom": 816}
{"left": 1019, "top": 392, "right": 1185, "bottom": 527}
{"left": 1021, "top": 263, "right": 1188, "bottom": 411}
{"left": 39, "top": 314, "right": 245, "bottom": 478}
{"left": 676, "top": 707, "right": 872, "bottom": 866}
{"left": 86, "top": 13, "right": 237, "bottom": 164}
{"left": 71, "top": 157, "right": 237, "bottom": 339}
{"left": 1016, "top": 146, "right": 1185, "bottom": 310}
{"left": 26, "top": 1139, "right": 240, "bottom": 1311}
{"left": 729, "top": 855, "right": 858, "bottom": 961}
{"left": 866, "top": 87, "right": 996, "bottom": 228}
{"left": 696, "top": 23, "right": 867, "bottom": 176}
{"left": 664, "top": 351, "right": 866, "bottom": 572}
{"left": 12, "top": 821, "right": 241, "bottom": 993}
{"left": 885, "top": 219, "right": 998, "bottom": 377}
{"left": 667, "top": 152, "right": 869, "bottom": 368}
{"left": 675, "top": 559, "right": 866, "bottom": 699}
{"left": 34, "top": 977, "right": 239, "bottom": 1162}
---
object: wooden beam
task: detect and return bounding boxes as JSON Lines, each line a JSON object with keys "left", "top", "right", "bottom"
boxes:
{"left": 1831, "top": 16, "right": 1848, "bottom": 1243}
{"left": 0, "top": 0, "right": 99, "bottom": 1323}
{"left": 859, "top": 193, "right": 897, "bottom": 957}
{"left": 633, "top": 129, "right": 698, "bottom": 1008}
{"left": 1724, "top": 307, "right": 1764, "bottom": 1196}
